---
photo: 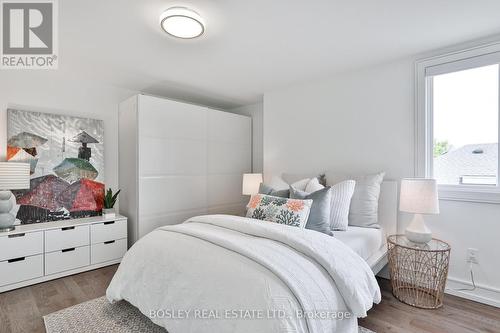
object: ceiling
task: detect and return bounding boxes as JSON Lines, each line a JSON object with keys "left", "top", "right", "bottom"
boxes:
{"left": 59, "top": 0, "right": 500, "bottom": 109}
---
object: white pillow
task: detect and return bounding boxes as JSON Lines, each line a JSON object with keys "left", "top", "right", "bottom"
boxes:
{"left": 329, "top": 180, "right": 356, "bottom": 231}
{"left": 267, "top": 176, "right": 310, "bottom": 192}
{"left": 326, "top": 171, "right": 385, "bottom": 229}
{"left": 291, "top": 178, "right": 310, "bottom": 192}
{"left": 267, "top": 176, "right": 289, "bottom": 191}
{"left": 305, "top": 177, "right": 324, "bottom": 193}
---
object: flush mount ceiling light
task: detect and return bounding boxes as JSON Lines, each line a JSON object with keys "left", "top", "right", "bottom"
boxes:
{"left": 160, "top": 7, "right": 205, "bottom": 39}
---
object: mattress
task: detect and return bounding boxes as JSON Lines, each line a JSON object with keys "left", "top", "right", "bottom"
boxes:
{"left": 333, "top": 226, "right": 385, "bottom": 261}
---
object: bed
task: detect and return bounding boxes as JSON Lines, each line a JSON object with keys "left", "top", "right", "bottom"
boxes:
{"left": 106, "top": 180, "right": 397, "bottom": 333}
{"left": 338, "top": 180, "right": 398, "bottom": 274}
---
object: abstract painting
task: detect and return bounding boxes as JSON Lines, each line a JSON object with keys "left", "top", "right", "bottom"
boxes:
{"left": 7, "top": 109, "right": 105, "bottom": 224}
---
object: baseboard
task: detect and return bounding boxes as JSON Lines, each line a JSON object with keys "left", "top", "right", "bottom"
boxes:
{"left": 445, "top": 277, "right": 500, "bottom": 308}
{"left": 378, "top": 273, "right": 500, "bottom": 308}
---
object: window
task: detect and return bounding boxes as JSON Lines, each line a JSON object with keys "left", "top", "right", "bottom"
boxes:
{"left": 416, "top": 43, "right": 500, "bottom": 203}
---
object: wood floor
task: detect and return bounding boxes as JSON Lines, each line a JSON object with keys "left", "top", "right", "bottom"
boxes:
{"left": 0, "top": 265, "right": 498, "bottom": 333}
{"left": 359, "top": 279, "right": 500, "bottom": 333}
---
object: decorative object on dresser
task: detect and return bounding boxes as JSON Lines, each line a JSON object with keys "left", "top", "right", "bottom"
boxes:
{"left": 103, "top": 188, "right": 121, "bottom": 218}
{"left": 242, "top": 173, "right": 263, "bottom": 195}
{"left": 119, "top": 94, "right": 251, "bottom": 245}
{"left": 7, "top": 109, "right": 105, "bottom": 224}
{"left": 0, "top": 162, "right": 30, "bottom": 232}
{"left": 400, "top": 178, "right": 439, "bottom": 244}
{"left": 387, "top": 235, "right": 451, "bottom": 309}
{"left": 0, "top": 215, "right": 128, "bottom": 293}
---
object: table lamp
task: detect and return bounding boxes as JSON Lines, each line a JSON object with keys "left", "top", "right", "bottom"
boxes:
{"left": 0, "top": 162, "right": 30, "bottom": 232}
{"left": 242, "top": 173, "right": 263, "bottom": 195}
{"left": 400, "top": 178, "right": 439, "bottom": 244}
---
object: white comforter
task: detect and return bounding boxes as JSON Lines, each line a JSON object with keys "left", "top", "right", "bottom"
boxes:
{"left": 107, "top": 215, "right": 380, "bottom": 333}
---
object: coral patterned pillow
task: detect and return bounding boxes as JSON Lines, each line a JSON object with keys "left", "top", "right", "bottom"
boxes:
{"left": 246, "top": 194, "right": 313, "bottom": 228}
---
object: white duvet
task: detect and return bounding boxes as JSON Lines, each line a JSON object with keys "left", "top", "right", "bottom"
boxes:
{"left": 107, "top": 214, "right": 381, "bottom": 333}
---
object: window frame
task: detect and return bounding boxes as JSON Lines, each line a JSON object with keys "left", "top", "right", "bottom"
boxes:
{"left": 415, "top": 42, "right": 500, "bottom": 204}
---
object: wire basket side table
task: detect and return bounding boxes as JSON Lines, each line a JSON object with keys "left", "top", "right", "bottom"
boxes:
{"left": 387, "top": 235, "right": 451, "bottom": 309}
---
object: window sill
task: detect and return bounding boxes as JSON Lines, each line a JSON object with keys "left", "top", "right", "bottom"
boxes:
{"left": 438, "top": 185, "right": 500, "bottom": 204}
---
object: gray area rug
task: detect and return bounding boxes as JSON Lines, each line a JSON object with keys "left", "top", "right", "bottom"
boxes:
{"left": 44, "top": 296, "right": 375, "bottom": 333}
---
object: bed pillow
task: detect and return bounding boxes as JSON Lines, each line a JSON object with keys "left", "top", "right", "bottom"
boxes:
{"left": 259, "top": 177, "right": 311, "bottom": 198}
{"left": 329, "top": 180, "right": 356, "bottom": 231}
{"left": 246, "top": 194, "right": 312, "bottom": 228}
{"left": 304, "top": 177, "right": 325, "bottom": 193}
{"left": 290, "top": 186, "right": 333, "bottom": 236}
{"left": 258, "top": 183, "right": 289, "bottom": 198}
{"left": 326, "top": 172, "right": 385, "bottom": 229}
{"left": 266, "top": 176, "right": 290, "bottom": 190}
{"left": 288, "top": 178, "right": 310, "bottom": 191}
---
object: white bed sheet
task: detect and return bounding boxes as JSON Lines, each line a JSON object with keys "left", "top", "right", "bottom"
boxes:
{"left": 333, "top": 226, "right": 385, "bottom": 261}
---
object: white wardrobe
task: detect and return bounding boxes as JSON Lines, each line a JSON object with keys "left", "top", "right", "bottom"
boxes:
{"left": 119, "top": 94, "right": 251, "bottom": 245}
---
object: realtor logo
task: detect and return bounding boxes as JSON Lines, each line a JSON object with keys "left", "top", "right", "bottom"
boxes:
{"left": 1, "top": 0, "right": 58, "bottom": 69}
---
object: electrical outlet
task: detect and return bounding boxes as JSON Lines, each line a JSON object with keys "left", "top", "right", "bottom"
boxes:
{"left": 466, "top": 248, "right": 479, "bottom": 264}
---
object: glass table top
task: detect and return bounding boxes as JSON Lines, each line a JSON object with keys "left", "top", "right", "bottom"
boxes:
{"left": 388, "top": 234, "right": 450, "bottom": 251}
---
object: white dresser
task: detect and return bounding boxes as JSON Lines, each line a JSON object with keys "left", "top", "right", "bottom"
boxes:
{"left": 0, "top": 215, "right": 127, "bottom": 293}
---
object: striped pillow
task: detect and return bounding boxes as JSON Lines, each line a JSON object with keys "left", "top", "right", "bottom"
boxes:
{"left": 329, "top": 180, "right": 356, "bottom": 231}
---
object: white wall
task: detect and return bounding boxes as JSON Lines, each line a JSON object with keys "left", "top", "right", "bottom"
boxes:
{"left": 230, "top": 102, "right": 264, "bottom": 173}
{"left": 263, "top": 58, "right": 500, "bottom": 306}
{"left": 0, "top": 70, "right": 136, "bottom": 196}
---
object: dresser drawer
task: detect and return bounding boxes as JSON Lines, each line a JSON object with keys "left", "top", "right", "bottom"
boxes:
{"left": 91, "top": 238, "right": 127, "bottom": 265}
{"left": 91, "top": 220, "right": 127, "bottom": 244}
{"left": 45, "top": 225, "right": 90, "bottom": 252}
{"left": 0, "top": 231, "right": 43, "bottom": 262}
{"left": 0, "top": 254, "right": 43, "bottom": 287}
{"left": 45, "top": 246, "right": 90, "bottom": 275}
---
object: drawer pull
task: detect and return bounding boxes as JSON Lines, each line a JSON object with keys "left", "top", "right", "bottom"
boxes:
{"left": 8, "top": 257, "right": 25, "bottom": 263}
{"left": 104, "top": 240, "right": 115, "bottom": 244}
{"left": 61, "top": 226, "right": 75, "bottom": 231}
{"left": 8, "top": 233, "right": 26, "bottom": 238}
{"left": 62, "top": 248, "right": 76, "bottom": 253}
{"left": 104, "top": 221, "right": 115, "bottom": 225}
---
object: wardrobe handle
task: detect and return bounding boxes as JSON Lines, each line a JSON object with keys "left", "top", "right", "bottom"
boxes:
{"left": 62, "top": 248, "right": 76, "bottom": 253}
{"left": 61, "top": 226, "right": 75, "bottom": 231}
{"left": 104, "top": 221, "right": 115, "bottom": 225}
{"left": 104, "top": 240, "right": 115, "bottom": 245}
{"left": 8, "top": 233, "right": 25, "bottom": 238}
{"left": 8, "top": 257, "right": 25, "bottom": 263}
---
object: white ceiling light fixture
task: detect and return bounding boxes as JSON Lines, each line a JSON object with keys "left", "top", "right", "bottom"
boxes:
{"left": 160, "top": 7, "right": 205, "bottom": 39}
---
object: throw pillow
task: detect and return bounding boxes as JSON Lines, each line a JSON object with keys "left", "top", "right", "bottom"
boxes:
{"left": 259, "top": 177, "right": 311, "bottom": 198}
{"left": 246, "top": 194, "right": 312, "bottom": 228}
{"left": 258, "top": 183, "right": 289, "bottom": 198}
{"left": 290, "top": 186, "right": 333, "bottom": 236}
{"left": 328, "top": 180, "right": 356, "bottom": 231}
{"left": 304, "top": 177, "right": 325, "bottom": 193}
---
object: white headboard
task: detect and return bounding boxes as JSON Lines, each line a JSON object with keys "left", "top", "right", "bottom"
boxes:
{"left": 378, "top": 180, "right": 398, "bottom": 237}
{"left": 281, "top": 173, "right": 398, "bottom": 236}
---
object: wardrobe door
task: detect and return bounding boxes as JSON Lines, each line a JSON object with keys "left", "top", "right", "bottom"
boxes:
{"left": 207, "top": 109, "right": 251, "bottom": 216}
{"left": 119, "top": 96, "right": 139, "bottom": 246}
{"left": 137, "top": 95, "right": 208, "bottom": 239}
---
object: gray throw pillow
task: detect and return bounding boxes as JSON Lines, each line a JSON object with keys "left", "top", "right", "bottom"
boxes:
{"left": 258, "top": 183, "right": 289, "bottom": 198}
{"left": 290, "top": 186, "right": 333, "bottom": 236}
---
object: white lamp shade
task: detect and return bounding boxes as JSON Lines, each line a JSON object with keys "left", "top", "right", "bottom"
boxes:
{"left": 400, "top": 178, "right": 439, "bottom": 214}
{"left": 0, "top": 162, "right": 31, "bottom": 190}
{"left": 242, "top": 173, "right": 263, "bottom": 195}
